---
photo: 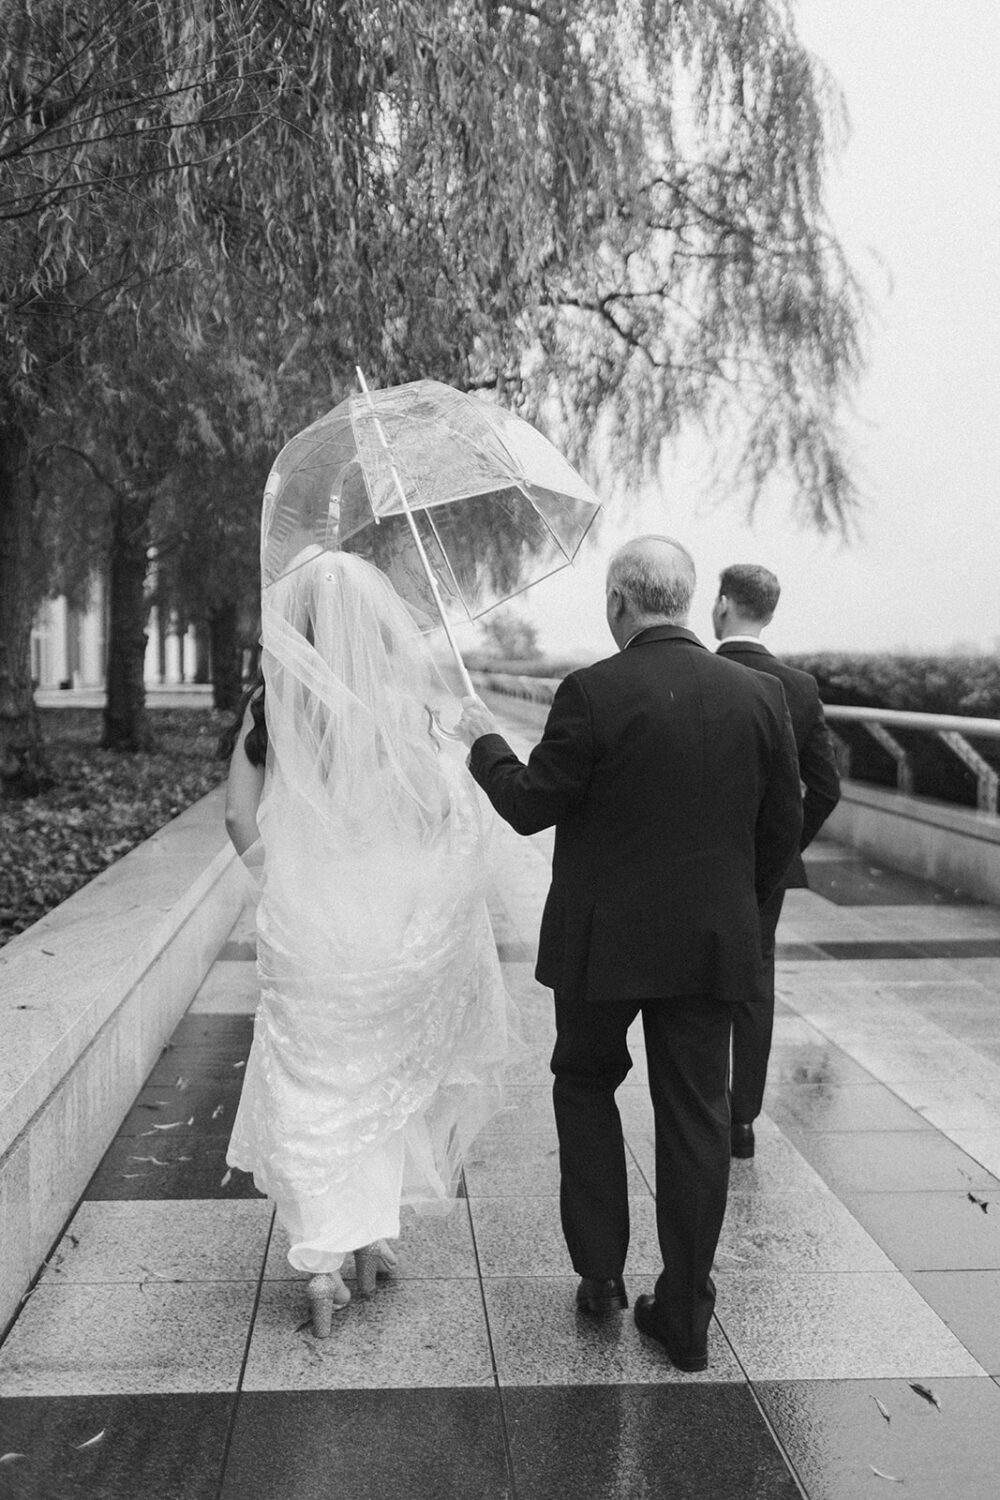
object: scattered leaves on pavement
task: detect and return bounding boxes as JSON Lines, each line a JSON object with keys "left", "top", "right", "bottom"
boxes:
{"left": 73, "top": 1431, "right": 105, "bottom": 1450}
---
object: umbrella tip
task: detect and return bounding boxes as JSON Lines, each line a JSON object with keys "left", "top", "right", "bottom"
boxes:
{"left": 355, "top": 366, "right": 369, "bottom": 393}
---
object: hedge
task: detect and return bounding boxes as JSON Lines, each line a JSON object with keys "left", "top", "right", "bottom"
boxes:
{"left": 786, "top": 653, "right": 999, "bottom": 809}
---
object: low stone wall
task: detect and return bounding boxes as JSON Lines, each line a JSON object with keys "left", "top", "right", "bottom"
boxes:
{"left": 825, "top": 783, "right": 1000, "bottom": 905}
{"left": 0, "top": 786, "right": 244, "bottom": 1334}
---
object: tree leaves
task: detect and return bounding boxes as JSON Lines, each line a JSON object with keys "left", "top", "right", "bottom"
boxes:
{"left": 5, "top": 0, "right": 865, "bottom": 528}
{"left": 872, "top": 1396, "right": 891, "bottom": 1425}
{"left": 909, "top": 1383, "right": 942, "bottom": 1412}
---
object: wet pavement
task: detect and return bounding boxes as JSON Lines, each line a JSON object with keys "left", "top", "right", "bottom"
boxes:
{"left": 2, "top": 711, "right": 1000, "bottom": 1498}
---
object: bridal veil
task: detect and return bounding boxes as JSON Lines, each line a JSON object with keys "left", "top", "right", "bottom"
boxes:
{"left": 227, "top": 547, "right": 516, "bottom": 1272}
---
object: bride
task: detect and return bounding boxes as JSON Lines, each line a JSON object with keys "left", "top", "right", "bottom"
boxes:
{"left": 222, "top": 547, "right": 517, "bottom": 1336}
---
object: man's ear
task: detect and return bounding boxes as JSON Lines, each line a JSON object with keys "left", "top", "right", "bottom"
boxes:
{"left": 607, "top": 586, "right": 625, "bottom": 620}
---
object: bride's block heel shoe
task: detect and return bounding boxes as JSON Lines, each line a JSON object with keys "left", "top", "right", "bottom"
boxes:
{"left": 352, "top": 1240, "right": 398, "bottom": 1300}
{"left": 307, "top": 1273, "right": 350, "bottom": 1338}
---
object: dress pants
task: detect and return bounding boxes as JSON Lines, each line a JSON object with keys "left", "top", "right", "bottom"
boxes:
{"left": 551, "top": 988, "right": 732, "bottom": 1356}
{"left": 730, "top": 884, "right": 785, "bottom": 1125}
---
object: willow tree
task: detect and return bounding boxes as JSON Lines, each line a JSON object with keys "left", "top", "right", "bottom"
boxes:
{"left": 1, "top": 0, "right": 864, "bottom": 790}
{"left": 0, "top": 0, "right": 288, "bottom": 784}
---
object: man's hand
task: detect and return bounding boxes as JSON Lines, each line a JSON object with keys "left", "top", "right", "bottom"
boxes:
{"left": 456, "top": 694, "right": 499, "bottom": 747}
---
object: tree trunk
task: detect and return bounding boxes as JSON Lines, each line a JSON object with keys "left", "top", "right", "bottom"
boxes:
{"left": 209, "top": 599, "right": 242, "bottom": 712}
{"left": 102, "top": 497, "right": 154, "bottom": 751}
{"left": 0, "top": 421, "right": 49, "bottom": 797}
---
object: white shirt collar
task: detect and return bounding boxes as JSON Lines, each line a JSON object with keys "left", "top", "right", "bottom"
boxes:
{"left": 719, "top": 634, "right": 765, "bottom": 647}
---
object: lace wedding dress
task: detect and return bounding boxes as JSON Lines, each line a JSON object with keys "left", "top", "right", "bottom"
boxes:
{"left": 227, "top": 550, "right": 516, "bottom": 1273}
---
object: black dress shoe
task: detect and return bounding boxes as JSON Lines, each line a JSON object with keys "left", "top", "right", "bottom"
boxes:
{"left": 633, "top": 1294, "right": 708, "bottom": 1372}
{"left": 731, "top": 1121, "right": 755, "bottom": 1159}
{"left": 575, "top": 1276, "right": 628, "bottom": 1316}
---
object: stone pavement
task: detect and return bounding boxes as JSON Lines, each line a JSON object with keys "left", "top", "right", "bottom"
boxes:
{"left": 2, "top": 711, "right": 1000, "bottom": 1498}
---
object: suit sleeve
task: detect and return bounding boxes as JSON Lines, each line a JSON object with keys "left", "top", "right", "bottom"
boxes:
{"left": 467, "top": 673, "right": 594, "bottom": 835}
{"left": 754, "top": 690, "right": 805, "bottom": 904}
{"left": 798, "top": 698, "right": 841, "bottom": 849}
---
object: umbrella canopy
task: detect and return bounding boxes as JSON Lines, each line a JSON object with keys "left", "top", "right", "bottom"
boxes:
{"left": 260, "top": 379, "right": 602, "bottom": 629}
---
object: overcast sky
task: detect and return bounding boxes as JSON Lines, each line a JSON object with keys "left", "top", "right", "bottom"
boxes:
{"left": 480, "top": 1, "right": 1000, "bottom": 663}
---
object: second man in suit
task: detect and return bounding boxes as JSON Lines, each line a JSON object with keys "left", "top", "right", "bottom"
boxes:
{"left": 713, "top": 564, "right": 841, "bottom": 1159}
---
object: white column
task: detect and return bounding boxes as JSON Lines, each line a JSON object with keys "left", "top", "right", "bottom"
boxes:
{"left": 78, "top": 577, "right": 105, "bottom": 687}
{"left": 144, "top": 605, "right": 161, "bottom": 684}
{"left": 164, "top": 617, "right": 182, "bottom": 684}
{"left": 182, "top": 625, "right": 198, "bottom": 681}
{"left": 49, "top": 597, "right": 70, "bottom": 688}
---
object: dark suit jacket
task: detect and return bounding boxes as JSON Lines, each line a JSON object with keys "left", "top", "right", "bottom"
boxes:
{"left": 716, "top": 640, "right": 841, "bottom": 888}
{"left": 469, "top": 626, "right": 803, "bottom": 1006}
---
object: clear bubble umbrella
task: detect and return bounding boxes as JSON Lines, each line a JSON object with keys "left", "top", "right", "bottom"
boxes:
{"left": 260, "top": 374, "right": 602, "bottom": 694}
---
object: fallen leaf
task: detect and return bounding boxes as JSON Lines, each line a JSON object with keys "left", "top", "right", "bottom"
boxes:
{"left": 967, "top": 1192, "right": 990, "bottom": 1214}
{"left": 175, "top": 1077, "right": 189, "bottom": 1091}
{"left": 233, "top": 1060, "right": 245, "bottom": 1070}
{"left": 909, "top": 1382, "right": 941, "bottom": 1410}
{"left": 0, "top": 1453, "right": 26, "bottom": 1465}
{"left": 212, "top": 1104, "right": 224, "bottom": 1119}
{"left": 127, "top": 1155, "right": 170, "bottom": 1166}
{"left": 220, "top": 1168, "right": 232, "bottom": 1186}
{"left": 187, "top": 1116, "right": 195, "bottom": 1126}
{"left": 870, "top": 1467, "right": 903, "bottom": 1483}
{"left": 149, "top": 1122, "right": 183, "bottom": 1132}
{"left": 74, "top": 1430, "right": 105, "bottom": 1450}
{"left": 872, "top": 1396, "right": 891, "bottom": 1424}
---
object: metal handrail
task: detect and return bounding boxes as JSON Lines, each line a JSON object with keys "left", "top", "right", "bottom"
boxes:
{"left": 823, "top": 705, "right": 1000, "bottom": 740}
{"left": 473, "top": 673, "right": 1000, "bottom": 816}
{"left": 806, "top": 706, "right": 1000, "bottom": 815}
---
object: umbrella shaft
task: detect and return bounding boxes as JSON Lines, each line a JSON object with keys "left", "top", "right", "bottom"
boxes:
{"left": 399, "top": 504, "right": 474, "bottom": 696}
{"left": 356, "top": 367, "right": 473, "bottom": 698}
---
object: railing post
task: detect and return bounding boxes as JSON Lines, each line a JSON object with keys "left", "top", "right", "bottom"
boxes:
{"left": 937, "top": 730, "right": 1000, "bottom": 815}
{"left": 829, "top": 730, "right": 852, "bottom": 780}
{"left": 863, "top": 722, "right": 914, "bottom": 795}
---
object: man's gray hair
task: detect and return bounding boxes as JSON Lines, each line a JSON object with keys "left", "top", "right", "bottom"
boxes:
{"left": 607, "top": 535, "right": 697, "bottom": 621}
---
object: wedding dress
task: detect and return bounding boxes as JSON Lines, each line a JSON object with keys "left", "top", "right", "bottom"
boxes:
{"left": 226, "top": 549, "right": 516, "bottom": 1273}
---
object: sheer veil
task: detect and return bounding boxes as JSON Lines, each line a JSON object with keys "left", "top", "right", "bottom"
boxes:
{"left": 228, "top": 546, "right": 515, "bottom": 1270}
{"left": 261, "top": 545, "right": 466, "bottom": 858}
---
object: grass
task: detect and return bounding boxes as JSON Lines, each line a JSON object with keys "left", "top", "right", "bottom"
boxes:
{"left": 0, "top": 707, "right": 231, "bottom": 947}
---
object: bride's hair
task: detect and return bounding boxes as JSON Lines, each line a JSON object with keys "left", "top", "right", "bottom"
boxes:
{"left": 216, "top": 669, "right": 267, "bottom": 765}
